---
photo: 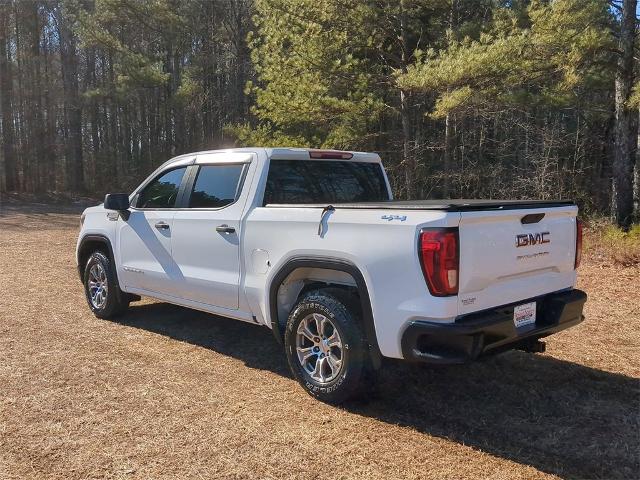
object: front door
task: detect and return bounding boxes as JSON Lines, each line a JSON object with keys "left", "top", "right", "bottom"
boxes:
{"left": 118, "top": 166, "right": 188, "bottom": 295}
{"left": 170, "top": 155, "right": 251, "bottom": 309}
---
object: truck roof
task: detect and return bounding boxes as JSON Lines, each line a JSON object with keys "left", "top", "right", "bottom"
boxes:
{"left": 266, "top": 148, "right": 381, "bottom": 163}
{"left": 166, "top": 147, "right": 382, "bottom": 165}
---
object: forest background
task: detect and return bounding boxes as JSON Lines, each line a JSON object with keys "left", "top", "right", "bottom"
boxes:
{"left": 0, "top": 0, "right": 639, "bottom": 229}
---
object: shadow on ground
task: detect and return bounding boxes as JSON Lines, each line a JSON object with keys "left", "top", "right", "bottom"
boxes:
{"left": 119, "top": 302, "right": 639, "bottom": 480}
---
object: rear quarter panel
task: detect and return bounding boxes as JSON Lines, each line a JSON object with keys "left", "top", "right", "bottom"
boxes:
{"left": 242, "top": 206, "right": 460, "bottom": 359}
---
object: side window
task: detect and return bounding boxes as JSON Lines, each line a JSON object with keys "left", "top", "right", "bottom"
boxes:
{"left": 136, "top": 167, "right": 187, "bottom": 209}
{"left": 188, "top": 164, "right": 245, "bottom": 208}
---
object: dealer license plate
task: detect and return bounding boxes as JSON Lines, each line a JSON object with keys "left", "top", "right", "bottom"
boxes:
{"left": 513, "top": 302, "right": 536, "bottom": 328}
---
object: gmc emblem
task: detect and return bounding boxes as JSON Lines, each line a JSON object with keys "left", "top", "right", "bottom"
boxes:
{"left": 516, "top": 231, "right": 550, "bottom": 247}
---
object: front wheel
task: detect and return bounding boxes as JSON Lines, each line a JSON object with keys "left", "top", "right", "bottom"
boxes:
{"left": 83, "top": 251, "right": 129, "bottom": 319}
{"left": 284, "top": 289, "right": 373, "bottom": 404}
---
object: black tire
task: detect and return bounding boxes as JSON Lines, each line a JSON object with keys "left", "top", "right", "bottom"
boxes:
{"left": 83, "top": 251, "right": 129, "bottom": 319}
{"left": 284, "top": 288, "right": 373, "bottom": 404}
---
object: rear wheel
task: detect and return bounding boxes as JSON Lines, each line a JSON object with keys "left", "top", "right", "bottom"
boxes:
{"left": 284, "top": 288, "right": 373, "bottom": 404}
{"left": 83, "top": 251, "right": 129, "bottom": 319}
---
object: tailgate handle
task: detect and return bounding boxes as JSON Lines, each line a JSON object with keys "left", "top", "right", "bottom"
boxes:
{"left": 521, "top": 213, "right": 545, "bottom": 224}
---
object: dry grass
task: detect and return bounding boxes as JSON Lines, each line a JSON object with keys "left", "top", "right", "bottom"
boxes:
{"left": 0, "top": 202, "right": 638, "bottom": 480}
{"left": 584, "top": 219, "right": 640, "bottom": 267}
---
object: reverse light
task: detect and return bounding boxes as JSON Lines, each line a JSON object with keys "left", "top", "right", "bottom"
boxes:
{"left": 419, "top": 228, "right": 459, "bottom": 296}
{"left": 308, "top": 150, "right": 354, "bottom": 160}
{"left": 575, "top": 218, "right": 583, "bottom": 269}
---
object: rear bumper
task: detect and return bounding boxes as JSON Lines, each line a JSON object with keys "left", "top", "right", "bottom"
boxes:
{"left": 401, "top": 289, "right": 587, "bottom": 364}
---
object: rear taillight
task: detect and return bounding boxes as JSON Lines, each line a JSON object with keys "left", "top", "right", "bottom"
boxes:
{"left": 575, "top": 219, "right": 583, "bottom": 269}
{"left": 419, "top": 228, "right": 459, "bottom": 296}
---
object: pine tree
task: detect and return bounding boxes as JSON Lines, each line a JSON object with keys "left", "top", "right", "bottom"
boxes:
{"left": 398, "top": 0, "right": 616, "bottom": 203}
{"left": 232, "top": 0, "right": 385, "bottom": 150}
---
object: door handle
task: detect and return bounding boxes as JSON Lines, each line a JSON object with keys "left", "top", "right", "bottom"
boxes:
{"left": 216, "top": 224, "right": 235, "bottom": 234}
{"left": 155, "top": 221, "right": 170, "bottom": 230}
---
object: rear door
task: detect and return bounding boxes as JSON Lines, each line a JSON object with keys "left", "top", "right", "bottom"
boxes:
{"left": 457, "top": 206, "right": 578, "bottom": 315}
{"left": 170, "top": 153, "right": 253, "bottom": 309}
{"left": 118, "top": 166, "right": 189, "bottom": 295}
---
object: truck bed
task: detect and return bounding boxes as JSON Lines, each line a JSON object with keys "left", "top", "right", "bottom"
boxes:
{"left": 265, "top": 199, "right": 576, "bottom": 212}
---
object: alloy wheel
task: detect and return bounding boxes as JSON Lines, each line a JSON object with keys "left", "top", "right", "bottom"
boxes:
{"left": 88, "top": 263, "right": 108, "bottom": 309}
{"left": 296, "top": 313, "right": 344, "bottom": 383}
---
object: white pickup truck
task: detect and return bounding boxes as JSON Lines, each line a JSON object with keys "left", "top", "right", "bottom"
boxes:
{"left": 77, "top": 148, "right": 587, "bottom": 403}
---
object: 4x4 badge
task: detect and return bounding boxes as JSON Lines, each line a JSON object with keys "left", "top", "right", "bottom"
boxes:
{"left": 381, "top": 214, "right": 407, "bottom": 222}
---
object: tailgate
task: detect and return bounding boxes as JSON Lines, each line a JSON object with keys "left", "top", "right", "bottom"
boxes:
{"left": 457, "top": 206, "right": 578, "bottom": 314}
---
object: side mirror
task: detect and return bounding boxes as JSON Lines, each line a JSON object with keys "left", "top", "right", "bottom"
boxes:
{"left": 104, "top": 193, "right": 130, "bottom": 215}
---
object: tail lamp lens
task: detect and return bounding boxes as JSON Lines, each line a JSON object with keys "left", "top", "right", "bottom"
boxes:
{"left": 575, "top": 219, "right": 583, "bottom": 269}
{"left": 419, "top": 228, "right": 459, "bottom": 296}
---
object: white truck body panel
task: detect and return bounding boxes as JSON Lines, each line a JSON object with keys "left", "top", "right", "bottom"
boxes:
{"left": 117, "top": 209, "right": 176, "bottom": 296}
{"left": 457, "top": 207, "right": 578, "bottom": 314}
{"left": 243, "top": 205, "right": 460, "bottom": 357}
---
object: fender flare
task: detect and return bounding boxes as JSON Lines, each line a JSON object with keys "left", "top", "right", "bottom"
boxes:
{"left": 268, "top": 256, "right": 382, "bottom": 367}
{"left": 77, "top": 234, "right": 117, "bottom": 281}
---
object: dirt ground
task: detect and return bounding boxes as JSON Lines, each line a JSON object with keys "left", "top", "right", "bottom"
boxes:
{"left": 0, "top": 202, "right": 638, "bottom": 480}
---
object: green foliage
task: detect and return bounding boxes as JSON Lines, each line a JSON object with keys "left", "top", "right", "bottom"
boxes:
{"left": 76, "top": 0, "right": 186, "bottom": 97}
{"left": 399, "top": 0, "right": 614, "bottom": 117}
{"left": 602, "top": 223, "right": 640, "bottom": 242}
{"left": 174, "top": 69, "right": 204, "bottom": 106}
{"left": 234, "top": 0, "right": 385, "bottom": 148}
{"left": 227, "top": 123, "right": 311, "bottom": 148}
{"left": 584, "top": 219, "right": 640, "bottom": 266}
{"left": 1, "top": 0, "right": 632, "bottom": 220}
{"left": 230, "top": 0, "right": 624, "bottom": 209}
{"left": 628, "top": 82, "right": 640, "bottom": 108}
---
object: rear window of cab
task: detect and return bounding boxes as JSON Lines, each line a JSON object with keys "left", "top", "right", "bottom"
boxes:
{"left": 264, "top": 160, "right": 388, "bottom": 205}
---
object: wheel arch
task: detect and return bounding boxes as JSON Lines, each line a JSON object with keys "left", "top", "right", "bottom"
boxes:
{"left": 268, "top": 256, "right": 381, "bottom": 367}
{"left": 77, "top": 234, "right": 116, "bottom": 282}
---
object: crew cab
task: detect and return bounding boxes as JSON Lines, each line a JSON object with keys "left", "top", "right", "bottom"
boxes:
{"left": 77, "top": 148, "right": 587, "bottom": 403}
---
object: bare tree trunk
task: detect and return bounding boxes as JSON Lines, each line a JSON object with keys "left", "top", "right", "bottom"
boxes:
{"left": 400, "top": 90, "right": 413, "bottom": 199}
{"left": 634, "top": 109, "right": 639, "bottom": 220}
{"left": 85, "top": 46, "right": 99, "bottom": 191}
{"left": 173, "top": 49, "right": 185, "bottom": 153}
{"left": 19, "top": 1, "right": 44, "bottom": 193}
{"left": 612, "top": 0, "right": 638, "bottom": 230}
{"left": 0, "top": 0, "right": 17, "bottom": 191}
{"left": 634, "top": 151, "right": 639, "bottom": 221}
{"left": 13, "top": 0, "right": 24, "bottom": 191}
{"left": 399, "top": 0, "right": 414, "bottom": 199}
{"left": 442, "top": 0, "right": 458, "bottom": 199}
{"left": 163, "top": 47, "right": 174, "bottom": 156}
{"left": 139, "top": 95, "right": 151, "bottom": 173}
{"left": 42, "top": 36, "right": 57, "bottom": 191}
{"left": 443, "top": 112, "right": 453, "bottom": 198}
{"left": 57, "top": 1, "right": 84, "bottom": 192}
